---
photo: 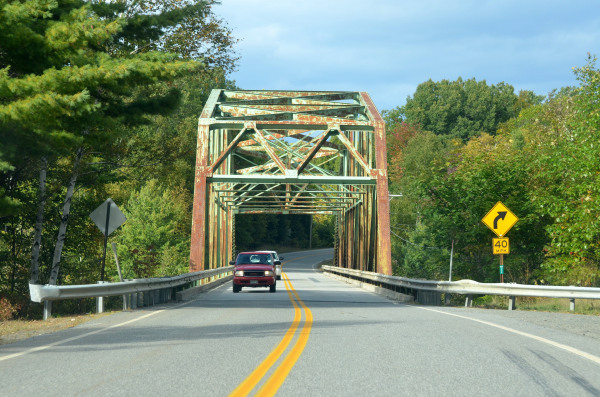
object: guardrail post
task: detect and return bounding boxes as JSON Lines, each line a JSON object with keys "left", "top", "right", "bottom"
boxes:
{"left": 96, "top": 281, "right": 107, "bottom": 313}
{"left": 508, "top": 296, "right": 516, "bottom": 310}
{"left": 96, "top": 295, "right": 104, "bottom": 313}
{"left": 569, "top": 298, "right": 575, "bottom": 311}
{"left": 465, "top": 295, "right": 473, "bottom": 307}
{"left": 131, "top": 292, "right": 137, "bottom": 309}
{"left": 43, "top": 301, "right": 52, "bottom": 320}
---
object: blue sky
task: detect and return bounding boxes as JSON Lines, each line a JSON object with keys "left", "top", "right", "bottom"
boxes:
{"left": 214, "top": 0, "right": 600, "bottom": 112}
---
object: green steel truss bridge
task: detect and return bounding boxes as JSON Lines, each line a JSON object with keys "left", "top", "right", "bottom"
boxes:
{"left": 190, "top": 90, "right": 392, "bottom": 275}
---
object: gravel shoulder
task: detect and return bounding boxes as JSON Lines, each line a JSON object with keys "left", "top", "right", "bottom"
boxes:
{"left": 0, "top": 312, "right": 114, "bottom": 346}
{"left": 459, "top": 308, "right": 600, "bottom": 341}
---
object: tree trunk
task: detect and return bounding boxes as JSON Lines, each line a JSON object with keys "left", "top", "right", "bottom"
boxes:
{"left": 48, "top": 148, "right": 83, "bottom": 285}
{"left": 10, "top": 224, "right": 16, "bottom": 293}
{"left": 30, "top": 157, "right": 47, "bottom": 284}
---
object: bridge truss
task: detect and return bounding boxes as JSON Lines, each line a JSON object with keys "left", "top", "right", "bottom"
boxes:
{"left": 190, "top": 90, "right": 392, "bottom": 275}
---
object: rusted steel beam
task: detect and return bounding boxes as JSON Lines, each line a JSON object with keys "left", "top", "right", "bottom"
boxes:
{"left": 208, "top": 123, "right": 253, "bottom": 173}
{"left": 252, "top": 128, "right": 287, "bottom": 173}
{"left": 190, "top": 123, "right": 211, "bottom": 271}
{"left": 296, "top": 128, "right": 335, "bottom": 174}
{"left": 222, "top": 90, "right": 359, "bottom": 102}
{"left": 335, "top": 130, "right": 372, "bottom": 175}
{"left": 207, "top": 174, "right": 377, "bottom": 185}
{"left": 237, "top": 132, "right": 286, "bottom": 147}
{"left": 237, "top": 209, "right": 335, "bottom": 215}
{"left": 361, "top": 92, "right": 392, "bottom": 276}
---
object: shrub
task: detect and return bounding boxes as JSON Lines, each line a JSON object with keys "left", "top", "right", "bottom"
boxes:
{"left": 0, "top": 296, "right": 23, "bottom": 321}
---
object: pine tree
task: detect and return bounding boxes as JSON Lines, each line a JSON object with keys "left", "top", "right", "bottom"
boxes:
{"left": 0, "top": 0, "right": 202, "bottom": 285}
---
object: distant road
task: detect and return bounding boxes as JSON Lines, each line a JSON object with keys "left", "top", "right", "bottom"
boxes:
{"left": 2, "top": 248, "right": 599, "bottom": 396}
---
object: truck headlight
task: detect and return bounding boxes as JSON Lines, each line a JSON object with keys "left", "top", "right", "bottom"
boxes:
{"left": 235, "top": 270, "right": 244, "bottom": 277}
{"left": 264, "top": 270, "right": 273, "bottom": 277}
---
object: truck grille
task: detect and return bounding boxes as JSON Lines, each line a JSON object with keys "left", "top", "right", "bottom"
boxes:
{"left": 244, "top": 271, "right": 264, "bottom": 277}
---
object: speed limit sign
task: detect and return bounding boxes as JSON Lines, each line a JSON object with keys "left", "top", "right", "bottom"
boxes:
{"left": 493, "top": 237, "right": 509, "bottom": 255}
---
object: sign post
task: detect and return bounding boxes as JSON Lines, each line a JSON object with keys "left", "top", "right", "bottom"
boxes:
{"left": 482, "top": 202, "right": 518, "bottom": 283}
{"left": 90, "top": 198, "right": 126, "bottom": 281}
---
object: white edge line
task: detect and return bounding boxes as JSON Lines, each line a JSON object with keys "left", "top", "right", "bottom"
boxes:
{"left": 0, "top": 300, "right": 196, "bottom": 362}
{"left": 414, "top": 306, "right": 600, "bottom": 365}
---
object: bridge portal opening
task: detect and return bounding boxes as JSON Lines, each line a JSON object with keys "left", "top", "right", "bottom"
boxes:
{"left": 233, "top": 213, "right": 335, "bottom": 253}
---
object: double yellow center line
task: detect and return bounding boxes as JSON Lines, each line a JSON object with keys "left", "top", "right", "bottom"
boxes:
{"left": 229, "top": 272, "right": 313, "bottom": 397}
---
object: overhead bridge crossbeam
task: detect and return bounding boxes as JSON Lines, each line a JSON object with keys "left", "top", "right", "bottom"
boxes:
{"left": 190, "top": 90, "right": 392, "bottom": 275}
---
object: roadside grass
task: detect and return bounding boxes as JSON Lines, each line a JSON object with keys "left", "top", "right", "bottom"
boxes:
{"left": 0, "top": 312, "right": 114, "bottom": 346}
{"left": 472, "top": 295, "right": 600, "bottom": 315}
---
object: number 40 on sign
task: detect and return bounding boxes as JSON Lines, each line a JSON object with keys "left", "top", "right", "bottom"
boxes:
{"left": 493, "top": 237, "right": 509, "bottom": 255}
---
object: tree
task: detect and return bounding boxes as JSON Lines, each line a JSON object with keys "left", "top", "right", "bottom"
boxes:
{"left": 113, "top": 69, "right": 237, "bottom": 197}
{"left": 0, "top": 0, "right": 202, "bottom": 289}
{"left": 388, "top": 78, "right": 524, "bottom": 142}
{"left": 525, "top": 55, "right": 600, "bottom": 286}
{"left": 385, "top": 121, "right": 420, "bottom": 182}
{"left": 311, "top": 214, "right": 334, "bottom": 248}
{"left": 116, "top": 179, "right": 190, "bottom": 278}
{"left": 387, "top": 130, "right": 451, "bottom": 279}
{"left": 93, "top": 0, "right": 239, "bottom": 72}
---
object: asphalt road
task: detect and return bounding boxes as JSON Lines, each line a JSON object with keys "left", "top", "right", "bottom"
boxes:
{"left": 1, "top": 248, "right": 599, "bottom": 396}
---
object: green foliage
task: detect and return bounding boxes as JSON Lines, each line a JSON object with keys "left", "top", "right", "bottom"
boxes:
{"left": 114, "top": 69, "right": 235, "bottom": 195}
{"left": 388, "top": 57, "right": 600, "bottom": 287}
{"left": 388, "top": 130, "right": 452, "bottom": 280}
{"left": 525, "top": 55, "right": 600, "bottom": 286}
{"left": 391, "top": 78, "right": 527, "bottom": 142}
{"left": 93, "top": 0, "right": 239, "bottom": 73}
{"left": 116, "top": 180, "right": 191, "bottom": 278}
{"left": 234, "top": 214, "right": 312, "bottom": 252}
{"left": 0, "top": 0, "right": 202, "bottom": 216}
{"left": 0, "top": 0, "right": 240, "bottom": 317}
{"left": 311, "top": 214, "right": 335, "bottom": 248}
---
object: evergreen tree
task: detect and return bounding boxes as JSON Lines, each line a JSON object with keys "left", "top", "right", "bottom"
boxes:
{"left": 0, "top": 0, "right": 201, "bottom": 288}
{"left": 117, "top": 179, "right": 190, "bottom": 278}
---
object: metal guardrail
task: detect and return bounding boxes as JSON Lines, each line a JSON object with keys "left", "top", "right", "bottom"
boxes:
{"left": 321, "top": 265, "right": 600, "bottom": 310}
{"left": 29, "top": 266, "right": 234, "bottom": 319}
{"left": 29, "top": 266, "right": 234, "bottom": 302}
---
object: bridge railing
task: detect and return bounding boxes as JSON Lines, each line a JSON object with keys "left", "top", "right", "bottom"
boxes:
{"left": 321, "top": 265, "right": 600, "bottom": 310}
{"left": 29, "top": 266, "right": 234, "bottom": 319}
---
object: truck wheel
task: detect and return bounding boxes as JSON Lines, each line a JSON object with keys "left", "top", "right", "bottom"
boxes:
{"left": 269, "top": 283, "right": 276, "bottom": 293}
{"left": 233, "top": 284, "right": 241, "bottom": 293}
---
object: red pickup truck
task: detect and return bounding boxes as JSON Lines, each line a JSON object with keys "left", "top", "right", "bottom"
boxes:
{"left": 230, "top": 251, "right": 278, "bottom": 293}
